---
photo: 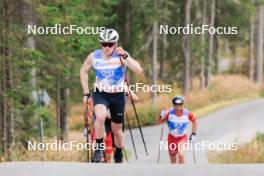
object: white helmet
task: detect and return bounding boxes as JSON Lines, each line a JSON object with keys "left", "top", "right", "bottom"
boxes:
{"left": 99, "top": 28, "right": 119, "bottom": 43}
{"left": 172, "top": 96, "right": 184, "bottom": 105}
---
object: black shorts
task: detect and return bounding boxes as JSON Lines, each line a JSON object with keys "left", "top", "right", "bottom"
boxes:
{"left": 93, "top": 89, "right": 125, "bottom": 124}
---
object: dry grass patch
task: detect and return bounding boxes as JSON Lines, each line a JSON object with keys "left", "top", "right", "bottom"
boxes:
{"left": 208, "top": 133, "right": 264, "bottom": 163}
{"left": 69, "top": 74, "right": 263, "bottom": 129}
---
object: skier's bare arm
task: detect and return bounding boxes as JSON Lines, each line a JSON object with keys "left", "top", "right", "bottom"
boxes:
{"left": 115, "top": 47, "right": 142, "bottom": 75}
{"left": 80, "top": 52, "right": 93, "bottom": 104}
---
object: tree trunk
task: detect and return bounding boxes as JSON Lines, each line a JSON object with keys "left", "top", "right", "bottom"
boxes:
{"left": 230, "top": 45, "right": 237, "bottom": 73}
{"left": 3, "top": 0, "right": 14, "bottom": 160}
{"left": 22, "top": 0, "right": 36, "bottom": 88}
{"left": 214, "top": 35, "right": 219, "bottom": 74}
{"left": 159, "top": 30, "right": 167, "bottom": 80}
{"left": 224, "top": 39, "right": 229, "bottom": 57}
{"left": 200, "top": 0, "right": 206, "bottom": 89}
{"left": 152, "top": 20, "right": 158, "bottom": 105}
{"left": 1, "top": 56, "right": 7, "bottom": 154}
{"left": 56, "top": 74, "right": 61, "bottom": 141}
{"left": 124, "top": 1, "right": 131, "bottom": 49}
{"left": 0, "top": 44, "right": 6, "bottom": 155}
{"left": 124, "top": 1, "right": 131, "bottom": 84}
{"left": 256, "top": 5, "right": 264, "bottom": 84}
{"left": 248, "top": 14, "right": 255, "bottom": 81}
{"left": 4, "top": 54, "right": 14, "bottom": 161}
{"left": 205, "top": 0, "right": 215, "bottom": 87}
{"left": 0, "top": 74, "right": 5, "bottom": 153}
{"left": 183, "top": 0, "right": 192, "bottom": 94}
{"left": 0, "top": 0, "right": 5, "bottom": 154}
{"left": 59, "top": 88, "right": 69, "bottom": 142}
{"left": 151, "top": 0, "right": 158, "bottom": 105}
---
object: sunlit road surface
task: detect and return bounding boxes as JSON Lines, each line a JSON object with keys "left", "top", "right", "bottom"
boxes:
{"left": 0, "top": 162, "right": 264, "bottom": 176}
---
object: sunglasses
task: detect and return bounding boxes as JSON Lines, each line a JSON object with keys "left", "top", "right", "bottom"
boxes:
{"left": 173, "top": 103, "right": 183, "bottom": 106}
{"left": 101, "top": 43, "right": 115, "bottom": 48}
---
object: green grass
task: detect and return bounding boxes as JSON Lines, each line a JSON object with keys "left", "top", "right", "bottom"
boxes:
{"left": 256, "top": 132, "right": 264, "bottom": 143}
{"left": 260, "top": 91, "right": 264, "bottom": 98}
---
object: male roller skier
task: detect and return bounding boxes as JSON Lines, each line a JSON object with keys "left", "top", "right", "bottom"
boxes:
{"left": 157, "top": 96, "right": 197, "bottom": 164}
{"left": 80, "top": 28, "right": 142, "bottom": 163}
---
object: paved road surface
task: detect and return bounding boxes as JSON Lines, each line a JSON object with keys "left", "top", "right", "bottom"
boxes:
{"left": 0, "top": 162, "right": 264, "bottom": 176}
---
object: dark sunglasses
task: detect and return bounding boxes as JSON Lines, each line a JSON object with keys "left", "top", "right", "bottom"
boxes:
{"left": 173, "top": 103, "right": 183, "bottom": 106}
{"left": 101, "top": 43, "right": 115, "bottom": 48}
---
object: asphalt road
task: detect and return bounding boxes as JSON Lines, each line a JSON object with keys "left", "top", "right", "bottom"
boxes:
{"left": 1, "top": 162, "right": 264, "bottom": 176}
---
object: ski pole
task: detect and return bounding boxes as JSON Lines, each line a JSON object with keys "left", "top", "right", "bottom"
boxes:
{"left": 119, "top": 56, "right": 148, "bottom": 156}
{"left": 84, "top": 96, "right": 93, "bottom": 162}
{"left": 125, "top": 111, "right": 138, "bottom": 159}
{"left": 126, "top": 80, "right": 149, "bottom": 156}
{"left": 84, "top": 101, "right": 90, "bottom": 162}
{"left": 122, "top": 146, "right": 129, "bottom": 163}
{"left": 157, "top": 123, "right": 164, "bottom": 163}
{"left": 90, "top": 125, "right": 94, "bottom": 163}
{"left": 191, "top": 141, "right": 196, "bottom": 163}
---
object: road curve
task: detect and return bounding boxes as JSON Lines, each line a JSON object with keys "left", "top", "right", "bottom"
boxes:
{"left": 124, "top": 99, "right": 264, "bottom": 163}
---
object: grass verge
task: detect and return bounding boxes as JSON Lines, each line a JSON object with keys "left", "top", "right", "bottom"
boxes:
{"left": 208, "top": 132, "right": 264, "bottom": 163}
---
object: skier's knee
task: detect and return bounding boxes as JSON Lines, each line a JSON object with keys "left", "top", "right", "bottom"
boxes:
{"left": 96, "top": 114, "right": 106, "bottom": 124}
{"left": 112, "top": 126, "right": 122, "bottom": 135}
{"left": 178, "top": 151, "right": 184, "bottom": 158}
